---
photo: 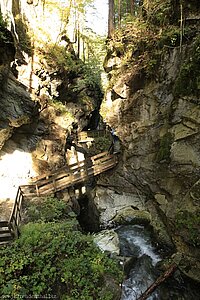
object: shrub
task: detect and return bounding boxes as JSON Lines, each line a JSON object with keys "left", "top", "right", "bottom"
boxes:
{"left": 0, "top": 221, "right": 123, "bottom": 299}
{"left": 23, "top": 196, "right": 68, "bottom": 223}
{"left": 0, "top": 197, "right": 123, "bottom": 299}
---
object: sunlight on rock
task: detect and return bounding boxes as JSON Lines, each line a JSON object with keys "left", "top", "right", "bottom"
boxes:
{"left": 0, "top": 150, "right": 36, "bottom": 200}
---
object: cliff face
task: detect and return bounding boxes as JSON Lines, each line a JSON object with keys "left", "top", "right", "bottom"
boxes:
{"left": 0, "top": 23, "right": 36, "bottom": 149}
{"left": 0, "top": 0, "right": 101, "bottom": 166}
{"left": 0, "top": 1, "right": 102, "bottom": 217}
{"left": 101, "top": 2, "right": 200, "bottom": 282}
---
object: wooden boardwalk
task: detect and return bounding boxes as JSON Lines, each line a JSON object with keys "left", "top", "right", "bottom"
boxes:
{"left": 0, "top": 151, "right": 118, "bottom": 244}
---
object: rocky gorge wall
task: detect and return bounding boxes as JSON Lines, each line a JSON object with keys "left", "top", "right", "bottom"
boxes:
{"left": 99, "top": 4, "right": 200, "bottom": 283}
{"left": 0, "top": 0, "right": 102, "bottom": 218}
{"left": 0, "top": 0, "right": 199, "bottom": 286}
{"left": 0, "top": 0, "right": 102, "bottom": 170}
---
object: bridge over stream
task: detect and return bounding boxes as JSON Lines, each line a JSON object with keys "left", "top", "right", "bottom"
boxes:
{"left": 0, "top": 135, "right": 118, "bottom": 245}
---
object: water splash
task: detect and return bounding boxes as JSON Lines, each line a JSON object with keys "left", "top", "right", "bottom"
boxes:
{"left": 116, "top": 225, "right": 161, "bottom": 300}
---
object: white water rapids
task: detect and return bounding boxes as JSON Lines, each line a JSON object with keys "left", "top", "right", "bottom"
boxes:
{"left": 116, "top": 225, "right": 161, "bottom": 300}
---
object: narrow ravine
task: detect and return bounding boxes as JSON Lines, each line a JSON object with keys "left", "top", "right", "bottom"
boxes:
{"left": 115, "top": 225, "right": 200, "bottom": 300}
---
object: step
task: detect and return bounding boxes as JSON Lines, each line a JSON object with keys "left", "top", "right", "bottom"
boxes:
{"left": 0, "top": 229, "right": 10, "bottom": 235}
{"left": 0, "top": 240, "right": 12, "bottom": 246}
{"left": 0, "top": 234, "right": 13, "bottom": 242}
{"left": 0, "top": 221, "right": 9, "bottom": 227}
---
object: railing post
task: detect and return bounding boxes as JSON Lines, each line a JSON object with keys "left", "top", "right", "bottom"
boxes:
{"left": 53, "top": 179, "right": 57, "bottom": 192}
{"left": 36, "top": 184, "right": 40, "bottom": 196}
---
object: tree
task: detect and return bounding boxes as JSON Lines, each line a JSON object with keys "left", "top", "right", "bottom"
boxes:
{"left": 108, "top": 0, "right": 115, "bottom": 38}
{"left": 118, "top": 0, "right": 121, "bottom": 28}
{"left": 130, "top": 0, "right": 135, "bottom": 15}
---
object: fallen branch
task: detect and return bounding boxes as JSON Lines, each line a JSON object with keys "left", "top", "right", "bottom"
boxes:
{"left": 137, "top": 263, "right": 177, "bottom": 300}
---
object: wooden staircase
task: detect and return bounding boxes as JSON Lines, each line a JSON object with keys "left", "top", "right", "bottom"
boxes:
{"left": 0, "top": 151, "right": 118, "bottom": 245}
{"left": 0, "top": 186, "right": 23, "bottom": 245}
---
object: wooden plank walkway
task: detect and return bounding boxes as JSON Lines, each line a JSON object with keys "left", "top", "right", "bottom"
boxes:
{"left": 0, "top": 151, "right": 118, "bottom": 244}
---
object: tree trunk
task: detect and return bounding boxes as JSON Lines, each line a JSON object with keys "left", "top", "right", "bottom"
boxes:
{"left": 130, "top": 0, "right": 135, "bottom": 15}
{"left": 118, "top": 0, "right": 121, "bottom": 28}
{"left": 108, "top": 0, "right": 115, "bottom": 38}
{"left": 138, "top": 264, "right": 177, "bottom": 300}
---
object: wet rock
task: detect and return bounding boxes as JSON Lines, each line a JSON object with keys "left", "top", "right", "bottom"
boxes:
{"left": 113, "top": 207, "right": 151, "bottom": 226}
{"left": 94, "top": 229, "right": 120, "bottom": 255}
{"left": 99, "top": 275, "right": 121, "bottom": 300}
{"left": 94, "top": 187, "right": 145, "bottom": 226}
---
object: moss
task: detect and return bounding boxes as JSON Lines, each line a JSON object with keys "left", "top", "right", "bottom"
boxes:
{"left": 174, "top": 37, "right": 200, "bottom": 97}
{"left": 156, "top": 132, "right": 173, "bottom": 163}
{"left": 175, "top": 210, "right": 200, "bottom": 247}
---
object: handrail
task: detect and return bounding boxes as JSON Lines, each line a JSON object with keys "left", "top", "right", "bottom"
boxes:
{"left": 8, "top": 186, "right": 24, "bottom": 238}
{"left": 25, "top": 152, "right": 117, "bottom": 197}
{"left": 77, "top": 130, "right": 112, "bottom": 142}
{"left": 0, "top": 151, "right": 118, "bottom": 244}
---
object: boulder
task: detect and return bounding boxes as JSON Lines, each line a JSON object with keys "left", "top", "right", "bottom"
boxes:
{"left": 113, "top": 207, "right": 151, "bottom": 225}
{"left": 94, "top": 187, "right": 145, "bottom": 226}
{"left": 94, "top": 229, "right": 120, "bottom": 255}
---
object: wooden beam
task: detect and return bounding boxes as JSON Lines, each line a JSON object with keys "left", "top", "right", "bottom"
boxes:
{"left": 137, "top": 264, "right": 177, "bottom": 300}
{"left": 0, "top": 221, "right": 9, "bottom": 227}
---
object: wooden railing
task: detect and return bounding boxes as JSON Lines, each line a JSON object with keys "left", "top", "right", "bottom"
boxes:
{"left": 23, "top": 151, "right": 117, "bottom": 197}
{"left": 0, "top": 151, "right": 118, "bottom": 244}
{"left": 0, "top": 187, "right": 24, "bottom": 244}
{"left": 9, "top": 187, "right": 24, "bottom": 238}
{"left": 77, "top": 130, "right": 112, "bottom": 143}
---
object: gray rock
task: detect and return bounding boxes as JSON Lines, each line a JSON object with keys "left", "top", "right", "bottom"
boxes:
{"left": 94, "top": 229, "right": 120, "bottom": 255}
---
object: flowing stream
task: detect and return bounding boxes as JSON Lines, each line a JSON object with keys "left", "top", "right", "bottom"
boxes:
{"left": 116, "top": 225, "right": 161, "bottom": 300}
{"left": 115, "top": 225, "right": 200, "bottom": 300}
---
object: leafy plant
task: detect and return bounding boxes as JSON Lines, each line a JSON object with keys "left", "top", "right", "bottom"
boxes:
{"left": 0, "top": 12, "right": 7, "bottom": 28}
{"left": 0, "top": 221, "right": 123, "bottom": 299}
{"left": 23, "top": 196, "right": 68, "bottom": 223}
{"left": 0, "top": 196, "right": 123, "bottom": 299}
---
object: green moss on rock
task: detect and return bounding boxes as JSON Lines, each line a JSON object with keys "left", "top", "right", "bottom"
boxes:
{"left": 174, "top": 37, "right": 200, "bottom": 97}
{"left": 175, "top": 210, "right": 200, "bottom": 247}
{"left": 156, "top": 132, "right": 173, "bottom": 163}
{"left": 113, "top": 207, "right": 151, "bottom": 226}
